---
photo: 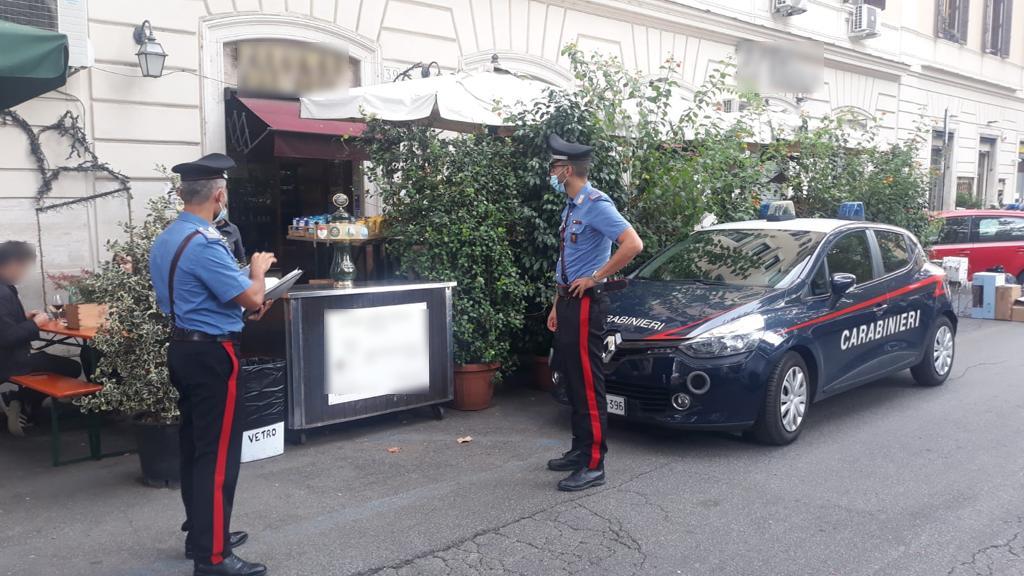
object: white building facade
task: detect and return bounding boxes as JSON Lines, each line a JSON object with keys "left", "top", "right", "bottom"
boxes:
{"left": 2, "top": 0, "right": 1023, "bottom": 306}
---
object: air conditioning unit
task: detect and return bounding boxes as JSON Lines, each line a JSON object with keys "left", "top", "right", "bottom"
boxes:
{"left": 848, "top": 4, "right": 881, "bottom": 39}
{"left": 58, "top": 0, "right": 93, "bottom": 67}
{"left": 942, "top": 256, "right": 969, "bottom": 285}
{"left": 720, "top": 99, "right": 750, "bottom": 114}
{"left": 2, "top": 0, "right": 93, "bottom": 67}
{"left": 772, "top": 0, "right": 808, "bottom": 16}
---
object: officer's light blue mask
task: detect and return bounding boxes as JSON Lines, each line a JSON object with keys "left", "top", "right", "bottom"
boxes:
{"left": 215, "top": 205, "right": 228, "bottom": 224}
{"left": 549, "top": 174, "right": 566, "bottom": 195}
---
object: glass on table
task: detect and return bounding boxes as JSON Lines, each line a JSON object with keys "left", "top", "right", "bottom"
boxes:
{"left": 50, "top": 293, "right": 66, "bottom": 324}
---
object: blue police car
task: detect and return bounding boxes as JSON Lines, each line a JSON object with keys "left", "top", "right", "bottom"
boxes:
{"left": 598, "top": 202, "right": 955, "bottom": 445}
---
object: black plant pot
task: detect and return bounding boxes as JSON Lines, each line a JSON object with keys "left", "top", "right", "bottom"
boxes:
{"left": 131, "top": 414, "right": 180, "bottom": 488}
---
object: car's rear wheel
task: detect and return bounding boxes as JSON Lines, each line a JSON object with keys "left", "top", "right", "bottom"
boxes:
{"left": 749, "top": 351, "right": 810, "bottom": 446}
{"left": 911, "top": 316, "right": 955, "bottom": 387}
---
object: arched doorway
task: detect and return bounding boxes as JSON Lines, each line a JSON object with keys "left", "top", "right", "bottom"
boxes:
{"left": 198, "top": 14, "right": 384, "bottom": 290}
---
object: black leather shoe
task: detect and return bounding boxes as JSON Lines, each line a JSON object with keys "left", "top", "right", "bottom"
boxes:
{"left": 194, "top": 554, "right": 267, "bottom": 576}
{"left": 558, "top": 467, "right": 606, "bottom": 492}
{"left": 186, "top": 532, "right": 248, "bottom": 560}
{"left": 547, "top": 449, "right": 585, "bottom": 471}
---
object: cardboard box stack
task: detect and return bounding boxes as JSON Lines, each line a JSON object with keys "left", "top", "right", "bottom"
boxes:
{"left": 996, "top": 284, "right": 1023, "bottom": 321}
{"left": 1012, "top": 297, "right": 1024, "bottom": 323}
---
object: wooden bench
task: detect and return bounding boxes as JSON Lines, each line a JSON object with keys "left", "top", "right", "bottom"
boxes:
{"left": 9, "top": 373, "right": 109, "bottom": 466}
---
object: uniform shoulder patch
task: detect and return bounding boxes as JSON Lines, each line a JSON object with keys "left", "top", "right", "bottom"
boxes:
{"left": 587, "top": 186, "right": 608, "bottom": 201}
{"left": 199, "top": 226, "right": 224, "bottom": 241}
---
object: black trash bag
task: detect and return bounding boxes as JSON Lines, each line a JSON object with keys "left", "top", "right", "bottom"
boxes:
{"left": 239, "top": 357, "right": 286, "bottom": 430}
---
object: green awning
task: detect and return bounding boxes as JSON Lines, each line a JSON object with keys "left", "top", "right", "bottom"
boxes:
{"left": 0, "top": 20, "right": 68, "bottom": 110}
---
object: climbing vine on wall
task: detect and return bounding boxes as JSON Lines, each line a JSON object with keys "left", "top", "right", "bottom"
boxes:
{"left": 0, "top": 108, "right": 133, "bottom": 302}
{"left": 0, "top": 109, "right": 132, "bottom": 210}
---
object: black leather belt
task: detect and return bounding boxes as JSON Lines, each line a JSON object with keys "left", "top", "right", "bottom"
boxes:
{"left": 171, "top": 327, "right": 241, "bottom": 343}
{"left": 556, "top": 279, "right": 628, "bottom": 299}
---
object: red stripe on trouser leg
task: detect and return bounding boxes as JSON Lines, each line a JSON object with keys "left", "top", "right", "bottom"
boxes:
{"left": 578, "top": 295, "right": 603, "bottom": 470}
{"left": 211, "top": 342, "right": 239, "bottom": 565}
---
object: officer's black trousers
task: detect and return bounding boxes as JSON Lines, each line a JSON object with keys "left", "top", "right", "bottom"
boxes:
{"left": 556, "top": 291, "right": 609, "bottom": 470}
{"left": 168, "top": 340, "right": 243, "bottom": 566}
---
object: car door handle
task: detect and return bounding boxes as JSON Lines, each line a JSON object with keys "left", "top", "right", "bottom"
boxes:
{"left": 872, "top": 303, "right": 889, "bottom": 314}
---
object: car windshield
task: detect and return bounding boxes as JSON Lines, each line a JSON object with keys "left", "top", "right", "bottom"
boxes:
{"left": 635, "top": 228, "right": 826, "bottom": 288}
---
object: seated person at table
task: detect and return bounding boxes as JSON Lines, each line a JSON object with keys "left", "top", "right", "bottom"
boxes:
{"left": 0, "top": 241, "right": 82, "bottom": 436}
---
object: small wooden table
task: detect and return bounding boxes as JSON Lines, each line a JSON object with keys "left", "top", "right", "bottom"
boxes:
{"left": 35, "top": 320, "right": 99, "bottom": 380}
{"left": 35, "top": 319, "right": 97, "bottom": 348}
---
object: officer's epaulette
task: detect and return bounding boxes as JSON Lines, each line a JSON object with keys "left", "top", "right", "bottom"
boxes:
{"left": 588, "top": 189, "right": 606, "bottom": 201}
{"left": 199, "top": 226, "right": 225, "bottom": 241}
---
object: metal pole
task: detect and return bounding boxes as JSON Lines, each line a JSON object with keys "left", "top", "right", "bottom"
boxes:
{"left": 35, "top": 209, "right": 47, "bottom": 307}
{"left": 941, "top": 107, "right": 950, "bottom": 209}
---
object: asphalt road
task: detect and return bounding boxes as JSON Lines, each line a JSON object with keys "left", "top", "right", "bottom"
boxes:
{"left": 2, "top": 317, "right": 1023, "bottom": 576}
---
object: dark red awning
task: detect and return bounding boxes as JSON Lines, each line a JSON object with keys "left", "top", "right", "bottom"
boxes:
{"left": 236, "top": 97, "right": 367, "bottom": 161}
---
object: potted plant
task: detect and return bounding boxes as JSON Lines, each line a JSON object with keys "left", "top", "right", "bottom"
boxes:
{"left": 76, "top": 197, "right": 181, "bottom": 486}
{"left": 364, "top": 123, "right": 528, "bottom": 410}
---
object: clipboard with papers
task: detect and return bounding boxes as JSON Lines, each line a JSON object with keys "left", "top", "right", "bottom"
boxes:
{"left": 263, "top": 269, "right": 303, "bottom": 300}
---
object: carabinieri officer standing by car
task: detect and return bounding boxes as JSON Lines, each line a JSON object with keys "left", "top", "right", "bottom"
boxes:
{"left": 150, "top": 153, "right": 274, "bottom": 576}
{"left": 545, "top": 134, "right": 644, "bottom": 492}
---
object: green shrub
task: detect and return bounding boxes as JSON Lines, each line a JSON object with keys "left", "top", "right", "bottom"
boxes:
{"left": 76, "top": 197, "right": 178, "bottom": 423}
{"left": 364, "top": 124, "right": 528, "bottom": 367}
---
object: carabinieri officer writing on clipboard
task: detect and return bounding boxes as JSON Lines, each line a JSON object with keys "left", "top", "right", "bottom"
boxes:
{"left": 545, "top": 135, "right": 644, "bottom": 492}
{"left": 150, "top": 153, "right": 275, "bottom": 576}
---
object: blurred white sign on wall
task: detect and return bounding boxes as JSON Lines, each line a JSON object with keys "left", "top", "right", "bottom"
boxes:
{"left": 325, "top": 303, "right": 430, "bottom": 405}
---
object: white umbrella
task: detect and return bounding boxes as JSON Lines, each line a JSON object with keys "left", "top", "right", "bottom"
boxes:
{"left": 300, "top": 70, "right": 553, "bottom": 133}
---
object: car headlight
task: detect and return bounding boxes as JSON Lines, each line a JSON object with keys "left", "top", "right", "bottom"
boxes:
{"left": 679, "top": 314, "right": 765, "bottom": 358}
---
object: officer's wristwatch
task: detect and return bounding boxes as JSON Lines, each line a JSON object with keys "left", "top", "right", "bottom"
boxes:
{"left": 591, "top": 271, "right": 604, "bottom": 283}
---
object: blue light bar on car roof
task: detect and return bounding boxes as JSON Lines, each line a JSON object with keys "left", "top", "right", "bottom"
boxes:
{"left": 837, "top": 202, "right": 865, "bottom": 221}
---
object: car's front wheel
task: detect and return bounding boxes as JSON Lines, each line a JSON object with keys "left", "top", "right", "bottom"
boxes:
{"left": 911, "top": 316, "right": 955, "bottom": 387}
{"left": 749, "top": 351, "right": 811, "bottom": 446}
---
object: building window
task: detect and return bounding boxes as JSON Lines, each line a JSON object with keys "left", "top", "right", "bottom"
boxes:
{"left": 978, "top": 137, "right": 998, "bottom": 206}
{"left": 936, "top": 0, "right": 971, "bottom": 44}
{"left": 929, "top": 130, "right": 954, "bottom": 210}
{"left": 956, "top": 177, "right": 976, "bottom": 206}
{"left": 983, "top": 0, "right": 1014, "bottom": 57}
{"left": 0, "top": 0, "right": 57, "bottom": 31}
{"left": 1016, "top": 142, "right": 1024, "bottom": 204}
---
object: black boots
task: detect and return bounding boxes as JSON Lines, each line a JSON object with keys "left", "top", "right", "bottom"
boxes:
{"left": 186, "top": 531, "right": 248, "bottom": 560}
{"left": 194, "top": 554, "right": 267, "bottom": 576}
{"left": 557, "top": 467, "right": 606, "bottom": 492}
{"left": 547, "top": 449, "right": 585, "bottom": 471}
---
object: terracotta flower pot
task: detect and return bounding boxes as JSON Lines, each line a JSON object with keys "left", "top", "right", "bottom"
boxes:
{"left": 530, "top": 355, "right": 555, "bottom": 391}
{"left": 453, "top": 362, "right": 500, "bottom": 411}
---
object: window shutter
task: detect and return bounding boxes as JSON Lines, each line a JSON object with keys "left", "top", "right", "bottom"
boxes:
{"left": 983, "top": 0, "right": 995, "bottom": 52}
{"left": 957, "top": 0, "right": 971, "bottom": 44}
{"left": 999, "top": 0, "right": 1013, "bottom": 57}
{"left": 936, "top": 0, "right": 945, "bottom": 38}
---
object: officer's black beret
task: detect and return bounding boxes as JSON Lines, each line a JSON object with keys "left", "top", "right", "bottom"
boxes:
{"left": 171, "top": 153, "right": 236, "bottom": 182}
{"left": 548, "top": 134, "right": 593, "bottom": 162}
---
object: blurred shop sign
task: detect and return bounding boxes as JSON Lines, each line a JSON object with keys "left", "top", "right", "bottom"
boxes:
{"left": 736, "top": 40, "right": 822, "bottom": 95}
{"left": 325, "top": 303, "right": 430, "bottom": 405}
{"left": 227, "top": 39, "right": 356, "bottom": 97}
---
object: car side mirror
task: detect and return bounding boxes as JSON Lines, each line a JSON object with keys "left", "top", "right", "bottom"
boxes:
{"left": 830, "top": 273, "right": 857, "bottom": 298}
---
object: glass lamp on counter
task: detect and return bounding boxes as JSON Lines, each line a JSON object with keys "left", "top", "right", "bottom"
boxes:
{"left": 328, "top": 193, "right": 369, "bottom": 287}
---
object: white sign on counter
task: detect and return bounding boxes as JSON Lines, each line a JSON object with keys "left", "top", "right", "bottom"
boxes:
{"left": 325, "top": 302, "right": 430, "bottom": 405}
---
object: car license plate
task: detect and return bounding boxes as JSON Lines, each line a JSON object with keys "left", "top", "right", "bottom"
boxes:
{"left": 607, "top": 394, "right": 626, "bottom": 416}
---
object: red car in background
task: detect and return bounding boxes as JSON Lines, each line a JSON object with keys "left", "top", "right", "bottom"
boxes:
{"left": 930, "top": 210, "right": 1024, "bottom": 283}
